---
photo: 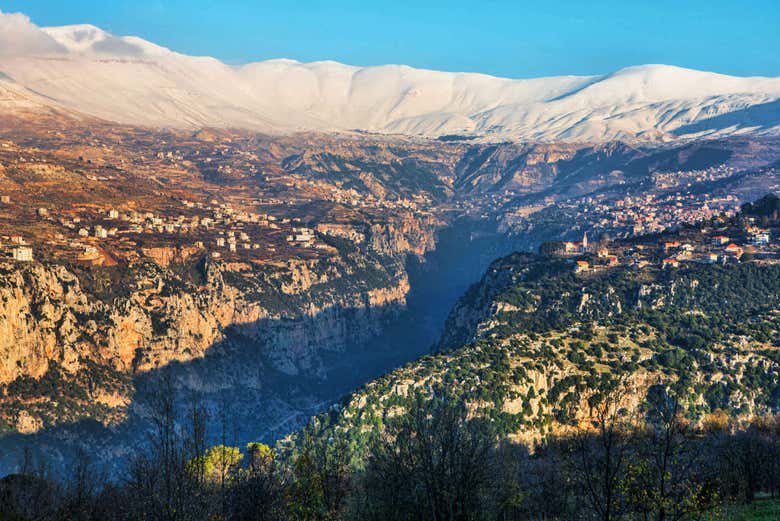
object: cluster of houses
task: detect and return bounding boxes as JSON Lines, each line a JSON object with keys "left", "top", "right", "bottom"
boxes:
{"left": 287, "top": 227, "right": 315, "bottom": 247}
{"left": 650, "top": 165, "right": 740, "bottom": 190}
{"left": 510, "top": 190, "right": 742, "bottom": 242}
{"left": 658, "top": 233, "right": 752, "bottom": 269}
{"left": 215, "top": 229, "right": 263, "bottom": 253}
{"left": 567, "top": 224, "right": 775, "bottom": 275}
{"left": 604, "top": 194, "right": 739, "bottom": 237}
{"left": 284, "top": 174, "right": 430, "bottom": 211}
{"left": 0, "top": 192, "right": 373, "bottom": 265}
{"left": 316, "top": 223, "right": 366, "bottom": 244}
{"left": 24, "top": 197, "right": 296, "bottom": 260}
{"left": 0, "top": 235, "right": 34, "bottom": 262}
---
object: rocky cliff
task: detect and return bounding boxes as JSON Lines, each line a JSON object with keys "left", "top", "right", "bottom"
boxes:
{"left": 0, "top": 215, "right": 437, "bottom": 435}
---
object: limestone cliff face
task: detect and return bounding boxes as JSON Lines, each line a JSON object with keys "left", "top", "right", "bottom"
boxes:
{"left": 0, "top": 264, "right": 91, "bottom": 384}
{"left": 437, "top": 253, "right": 534, "bottom": 350}
{"left": 369, "top": 215, "right": 440, "bottom": 257}
{"left": 0, "top": 261, "right": 248, "bottom": 386}
{"left": 454, "top": 143, "right": 578, "bottom": 194}
{"left": 0, "top": 217, "right": 430, "bottom": 433}
{"left": 139, "top": 246, "right": 201, "bottom": 268}
{"left": 336, "top": 343, "right": 672, "bottom": 449}
{"left": 453, "top": 141, "right": 651, "bottom": 199}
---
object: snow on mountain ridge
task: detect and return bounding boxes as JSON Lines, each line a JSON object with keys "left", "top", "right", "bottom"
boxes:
{"left": 42, "top": 24, "right": 171, "bottom": 58}
{"left": 43, "top": 24, "right": 111, "bottom": 52}
{"left": 0, "top": 12, "right": 778, "bottom": 142}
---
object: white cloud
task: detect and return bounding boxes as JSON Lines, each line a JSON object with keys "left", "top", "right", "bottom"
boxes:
{"left": 0, "top": 11, "right": 66, "bottom": 56}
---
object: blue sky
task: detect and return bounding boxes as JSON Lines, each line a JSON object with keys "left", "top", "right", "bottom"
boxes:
{"left": 3, "top": 0, "right": 779, "bottom": 78}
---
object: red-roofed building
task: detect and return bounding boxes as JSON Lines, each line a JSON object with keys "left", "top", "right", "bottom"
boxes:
{"left": 574, "top": 260, "right": 589, "bottom": 273}
{"left": 724, "top": 243, "right": 743, "bottom": 257}
{"left": 662, "top": 258, "right": 679, "bottom": 269}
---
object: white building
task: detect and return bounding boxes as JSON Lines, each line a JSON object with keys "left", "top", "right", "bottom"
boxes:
{"left": 12, "top": 246, "right": 33, "bottom": 262}
{"left": 749, "top": 229, "right": 770, "bottom": 245}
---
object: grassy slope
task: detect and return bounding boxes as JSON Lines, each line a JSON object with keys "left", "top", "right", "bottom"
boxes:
{"left": 703, "top": 499, "right": 780, "bottom": 520}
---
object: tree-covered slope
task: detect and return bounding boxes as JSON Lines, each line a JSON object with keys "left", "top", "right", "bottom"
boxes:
{"left": 293, "top": 217, "right": 780, "bottom": 459}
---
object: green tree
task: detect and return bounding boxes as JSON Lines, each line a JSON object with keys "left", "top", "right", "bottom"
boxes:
{"left": 230, "top": 443, "right": 284, "bottom": 521}
{"left": 202, "top": 445, "right": 243, "bottom": 484}
{"left": 624, "top": 386, "right": 714, "bottom": 521}
{"left": 539, "top": 241, "right": 566, "bottom": 257}
{"left": 360, "top": 390, "right": 497, "bottom": 521}
{"left": 566, "top": 376, "right": 635, "bottom": 521}
{"left": 287, "top": 430, "right": 352, "bottom": 521}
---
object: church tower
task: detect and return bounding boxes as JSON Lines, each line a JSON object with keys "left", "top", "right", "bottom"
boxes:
{"left": 582, "top": 232, "right": 588, "bottom": 250}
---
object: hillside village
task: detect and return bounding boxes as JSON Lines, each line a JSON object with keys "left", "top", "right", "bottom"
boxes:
{"left": 0, "top": 131, "right": 441, "bottom": 269}
{"left": 0, "top": 194, "right": 348, "bottom": 266}
{"left": 501, "top": 170, "right": 758, "bottom": 238}
{"left": 555, "top": 201, "right": 780, "bottom": 275}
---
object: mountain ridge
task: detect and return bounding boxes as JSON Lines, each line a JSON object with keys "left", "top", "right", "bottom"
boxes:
{"left": 0, "top": 12, "right": 778, "bottom": 142}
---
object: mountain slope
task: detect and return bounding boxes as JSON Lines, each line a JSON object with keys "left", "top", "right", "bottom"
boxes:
{"left": 293, "top": 212, "right": 780, "bottom": 455}
{"left": 0, "top": 12, "right": 779, "bottom": 142}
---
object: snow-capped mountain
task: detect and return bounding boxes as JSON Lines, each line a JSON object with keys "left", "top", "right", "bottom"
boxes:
{"left": 1, "top": 12, "right": 779, "bottom": 142}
